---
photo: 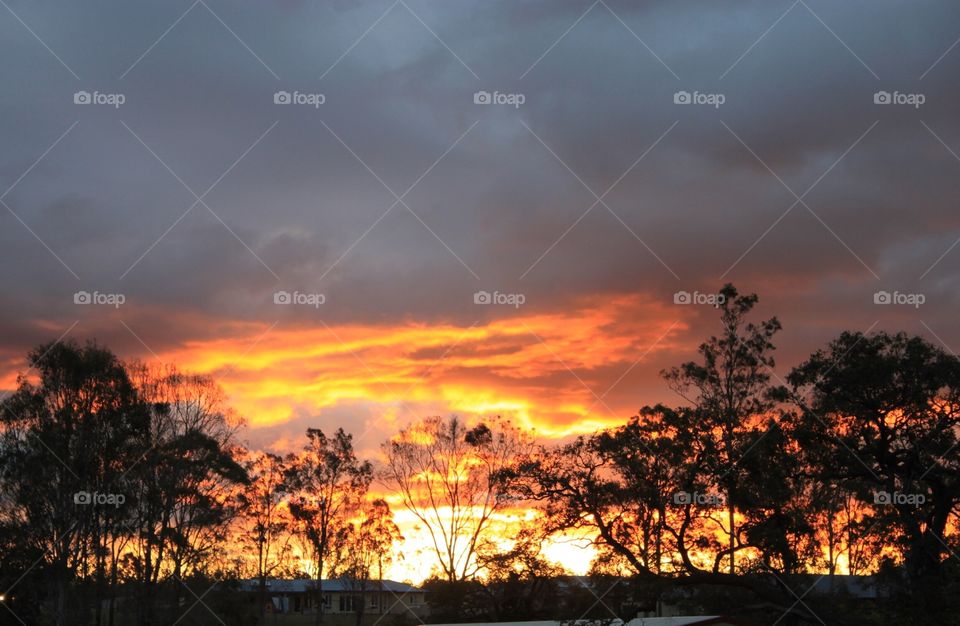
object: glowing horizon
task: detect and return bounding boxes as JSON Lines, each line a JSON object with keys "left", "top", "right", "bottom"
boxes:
{"left": 140, "top": 294, "right": 688, "bottom": 449}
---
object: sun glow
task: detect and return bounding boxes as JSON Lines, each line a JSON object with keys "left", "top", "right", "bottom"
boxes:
{"left": 133, "top": 295, "right": 683, "bottom": 582}
{"left": 0, "top": 296, "right": 691, "bottom": 585}
{"left": 154, "top": 294, "right": 685, "bottom": 445}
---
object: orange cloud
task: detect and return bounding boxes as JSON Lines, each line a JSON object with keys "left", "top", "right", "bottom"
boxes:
{"left": 0, "top": 293, "right": 693, "bottom": 582}
{"left": 157, "top": 293, "right": 687, "bottom": 446}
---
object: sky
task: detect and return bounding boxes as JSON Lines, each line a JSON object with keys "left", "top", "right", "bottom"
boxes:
{"left": 2, "top": 0, "right": 960, "bottom": 577}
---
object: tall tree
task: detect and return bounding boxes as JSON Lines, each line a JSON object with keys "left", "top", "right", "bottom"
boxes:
{"left": 0, "top": 340, "right": 149, "bottom": 626}
{"left": 382, "top": 415, "right": 530, "bottom": 582}
{"left": 509, "top": 429, "right": 673, "bottom": 579}
{"left": 661, "top": 283, "right": 782, "bottom": 575}
{"left": 334, "top": 499, "right": 403, "bottom": 625}
{"left": 287, "top": 428, "right": 373, "bottom": 624}
{"left": 122, "top": 363, "right": 248, "bottom": 626}
{"left": 473, "top": 529, "right": 565, "bottom": 621}
{"left": 785, "top": 331, "right": 960, "bottom": 584}
{"left": 508, "top": 286, "right": 814, "bottom": 618}
{"left": 238, "top": 451, "right": 291, "bottom": 621}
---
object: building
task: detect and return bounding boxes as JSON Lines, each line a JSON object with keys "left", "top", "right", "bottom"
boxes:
{"left": 238, "top": 578, "right": 428, "bottom": 617}
{"left": 799, "top": 574, "right": 886, "bottom": 599}
{"left": 429, "top": 619, "right": 759, "bottom": 626}
{"left": 627, "top": 615, "right": 754, "bottom": 626}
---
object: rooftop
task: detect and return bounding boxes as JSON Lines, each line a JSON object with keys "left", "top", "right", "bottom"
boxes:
{"left": 237, "top": 579, "right": 423, "bottom": 594}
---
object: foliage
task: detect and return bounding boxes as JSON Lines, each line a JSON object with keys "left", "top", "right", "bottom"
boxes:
{"left": 381, "top": 415, "right": 531, "bottom": 582}
{"left": 2, "top": 286, "right": 960, "bottom": 622}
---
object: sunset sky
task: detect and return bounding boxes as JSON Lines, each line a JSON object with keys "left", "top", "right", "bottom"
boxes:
{"left": 2, "top": 0, "right": 960, "bottom": 581}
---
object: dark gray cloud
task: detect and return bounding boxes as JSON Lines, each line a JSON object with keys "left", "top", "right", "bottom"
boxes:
{"left": 2, "top": 0, "right": 960, "bottom": 387}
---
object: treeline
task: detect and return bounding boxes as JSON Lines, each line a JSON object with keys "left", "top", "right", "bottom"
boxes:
{"left": 0, "top": 338, "right": 523, "bottom": 626}
{"left": 425, "top": 286, "right": 960, "bottom": 625}
{"left": 0, "top": 341, "right": 410, "bottom": 626}
{"left": 0, "top": 347, "right": 254, "bottom": 625}
{"left": 0, "top": 284, "right": 958, "bottom": 625}
{"left": 496, "top": 285, "right": 960, "bottom": 624}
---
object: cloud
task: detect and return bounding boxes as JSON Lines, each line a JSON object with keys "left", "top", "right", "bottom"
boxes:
{"left": 2, "top": 0, "right": 960, "bottom": 442}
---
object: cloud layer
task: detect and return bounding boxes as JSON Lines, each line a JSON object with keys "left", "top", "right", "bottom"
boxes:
{"left": 2, "top": 0, "right": 960, "bottom": 450}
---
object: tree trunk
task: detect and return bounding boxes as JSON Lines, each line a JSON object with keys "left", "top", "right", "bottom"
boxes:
{"left": 727, "top": 495, "right": 735, "bottom": 575}
{"left": 355, "top": 588, "right": 365, "bottom": 626}
{"left": 315, "top": 558, "right": 324, "bottom": 626}
{"left": 108, "top": 562, "right": 118, "bottom": 626}
{"left": 56, "top": 572, "right": 66, "bottom": 626}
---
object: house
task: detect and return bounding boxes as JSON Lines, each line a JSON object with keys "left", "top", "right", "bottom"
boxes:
{"left": 797, "top": 574, "right": 886, "bottom": 599}
{"left": 429, "top": 619, "right": 759, "bottom": 626}
{"left": 238, "top": 578, "right": 428, "bottom": 617}
{"left": 627, "top": 618, "right": 761, "bottom": 626}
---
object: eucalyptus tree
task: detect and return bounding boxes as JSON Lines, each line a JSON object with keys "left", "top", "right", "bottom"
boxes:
{"left": 661, "top": 284, "right": 783, "bottom": 575}
{"left": 238, "top": 451, "right": 291, "bottom": 620}
{"left": 333, "top": 499, "right": 403, "bottom": 626}
{"left": 382, "top": 415, "right": 531, "bottom": 582}
{"left": 786, "top": 331, "right": 960, "bottom": 585}
{"left": 0, "top": 341, "right": 149, "bottom": 626}
{"left": 287, "top": 428, "right": 373, "bottom": 624}
{"left": 124, "top": 363, "right": 248, "bottom": 626}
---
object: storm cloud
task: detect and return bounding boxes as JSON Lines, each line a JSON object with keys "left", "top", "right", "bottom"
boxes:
{"left": 2, "top": 0, "right": 960, "bottom": 444}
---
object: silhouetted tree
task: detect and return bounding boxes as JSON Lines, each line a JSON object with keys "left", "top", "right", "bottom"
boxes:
{"left": 334, "top": 499, "right": 403, "bottom": 625}
{"left": 0, "top": 340, "right": 150, "bottom": 626}
{"left": 237, "top": 451, "right": 291, "bottom": 621}
{"left": 286, "top": 428, "right": 372, "bottom": 624}
{"left": 785, "top": 331, "right": 960, "bottom": 586}
{"left": 123, "top": 363, "right": 248, "bottom": 626}
{"left": 661, "top": 283, "right": 782, "bottom": 575}
{"left": 474, "top": 528, "right": 565, "bottom": 620}
{"left": 382, "top": 415, "right": 531, "bottom": 582}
